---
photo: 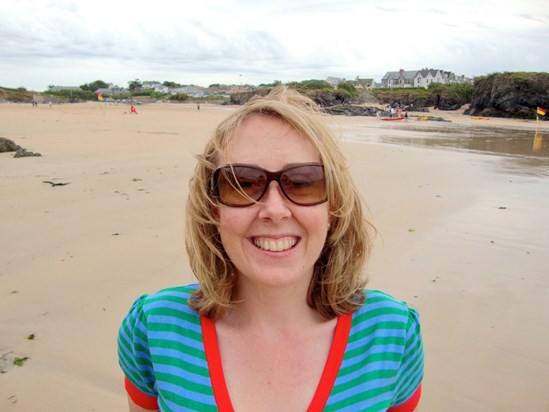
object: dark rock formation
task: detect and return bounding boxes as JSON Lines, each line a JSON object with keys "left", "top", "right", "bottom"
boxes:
{"left": 405, "top": 106, "right": 430, "bottom": 112}
{"left": 465, "top": 72, "right": 549, "bottom": 119}
{"left": 229, "top": 89, "right": 270, "bottom": 105}
{"left": 305, "top": 90, "right": 355, "bottom": 106}
{"left": 436, "top": 101, "right": 463, "bottom": 111}
{"left": 14, "top": 147, "right": 42, "bottom": 158}
{"left": 0, "top": 137, "right": 18, "bottom": 152}
{"left": 0, "top": 137, "right": 41, "bottom": 157}
{"left": 374, "top": 92, "right": 463, "bottom": 111}
{"left": 324, "top": 105, "right": 378, "bottom": 117}
{"left": 374, "top": 92, "right": 434, "bottom": 109}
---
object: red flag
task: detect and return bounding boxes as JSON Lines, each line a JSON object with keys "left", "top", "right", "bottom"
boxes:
{"left": 537, "top": 107, "right": 546, "bottom": 116}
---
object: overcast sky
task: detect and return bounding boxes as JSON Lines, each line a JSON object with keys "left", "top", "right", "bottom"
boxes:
{"left": 1, "top": 0, "right": 547, "bottom": 91}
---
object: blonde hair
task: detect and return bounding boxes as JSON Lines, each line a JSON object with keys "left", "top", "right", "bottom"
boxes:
{"left": 185, "top": 85, "right": 374, "bottom": 320}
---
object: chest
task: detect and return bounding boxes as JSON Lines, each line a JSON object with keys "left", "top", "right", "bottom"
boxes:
{"left": 143, "top": 298, "right": 411, "bottom": 411}
{"left": 218, "top": 329, "right": 334, "bottom": 411}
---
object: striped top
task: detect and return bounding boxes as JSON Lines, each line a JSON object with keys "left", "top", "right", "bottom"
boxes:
{"left": 118, "top": 284, "right": 423, "bottom": 411}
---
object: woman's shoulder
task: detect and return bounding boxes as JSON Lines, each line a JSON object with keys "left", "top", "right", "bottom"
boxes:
{"left": 363, "top": 289, "right": 413, "bottom": 309}
{"left": 351, "top": 289, "right": 420, "bottom": 330}
{"left": 127, "top": 283, "right": 201, "bottom": 319}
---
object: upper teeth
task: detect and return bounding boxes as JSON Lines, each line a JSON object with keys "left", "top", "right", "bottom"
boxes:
{"left": 253, "top": 237, "right": 297, "bottom": 252}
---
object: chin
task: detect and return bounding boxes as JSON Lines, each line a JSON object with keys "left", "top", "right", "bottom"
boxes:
{"left": 243, "top": 269, "right": 313, "bottom": 290}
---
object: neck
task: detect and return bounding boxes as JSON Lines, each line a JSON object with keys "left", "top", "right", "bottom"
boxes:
{"left": 224, "top": 280, "right": 324, "bottom": 332}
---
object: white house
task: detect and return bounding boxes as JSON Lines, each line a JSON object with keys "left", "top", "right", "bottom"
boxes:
{"left": 381, "top": 70, "right": 418, "bottom": 88}
{"left": 141, "top": 82, "right": 170, "bottom": 93}
{"left": 354, "top": 77, "right": 375, "bottom": 89}
{"left": 382, "top": 68, "right": 471, "bottom": 88}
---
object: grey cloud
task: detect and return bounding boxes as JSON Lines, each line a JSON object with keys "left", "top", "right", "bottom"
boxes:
{"left": 518, "top": 13, "right": 549, "bottom": 24}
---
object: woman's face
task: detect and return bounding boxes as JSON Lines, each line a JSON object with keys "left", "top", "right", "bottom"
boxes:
{"left": 216, "top": 114, "right": 330, "bottom": 294}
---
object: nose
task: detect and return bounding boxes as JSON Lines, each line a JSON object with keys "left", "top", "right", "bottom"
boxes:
{"left": 257, "top": 181, "right": 291, "bottom": 222}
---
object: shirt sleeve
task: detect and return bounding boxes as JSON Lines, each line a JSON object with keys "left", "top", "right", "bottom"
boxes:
{"left": 390, "top": 306, "right": 424, "bottom": 409}
{"left": 117, "top": 294, "right": 159, "bottom": 407}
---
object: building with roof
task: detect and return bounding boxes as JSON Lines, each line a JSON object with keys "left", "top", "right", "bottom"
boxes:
{"left": 354, "top": 77, "right": 376, "bottom": 89}
{"left": 381, "top": 68, "right": 471, "bottom": 88}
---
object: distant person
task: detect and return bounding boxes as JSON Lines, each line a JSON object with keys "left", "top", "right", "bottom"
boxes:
{"left": 118, "top": 86, "right": 424, "bottom": 411}
{"left": 130, "top": 105, "right": 138, "bottom": 114}
{"left": 197, "top": 102, "right": 200, "bottom": 111}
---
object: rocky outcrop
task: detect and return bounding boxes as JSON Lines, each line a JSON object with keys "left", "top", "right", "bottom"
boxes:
{"left": 465, "top": 72, "right": 549, "bottom": 119}
{"left": 324, "top": 105, "right": 378, "bottom": 116}
{"left": 0, "top": 137, "right": 41, "bottom": 157}
{"left": 304, "top": 90, "right": 355, "bottom": 106}
{"left": 0, "top": 137, "right": 19, "bottom": 152}
{"left": 229, "top": 89, "right": 270, "bottom": 105}
{"left": 374, "top": 91, "right": 434, "bottom": 108}
{"left": 14, "top": 147, "right": 42, "bottom": 158}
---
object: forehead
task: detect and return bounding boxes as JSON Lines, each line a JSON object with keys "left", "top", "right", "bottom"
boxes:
{"left": 221, "top": 114, "right": 320, "bottom": 169}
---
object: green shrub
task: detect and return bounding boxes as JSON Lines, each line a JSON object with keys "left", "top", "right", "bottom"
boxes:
{"left": 337, "top": 81, "right": 359, "bottom": 97}
{"left": 169, "top": 93, "right": 190, "bottom": 101}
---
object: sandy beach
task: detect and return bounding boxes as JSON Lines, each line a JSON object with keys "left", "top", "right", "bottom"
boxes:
{"left": 1, "top": 102, "right": 548, "bottom": 411}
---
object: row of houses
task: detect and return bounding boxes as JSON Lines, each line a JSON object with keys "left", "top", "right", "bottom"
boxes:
{"left": 328, "top": 68, "right": 472, "bottom": 90}
{"left": 381, "top": 68, "right": 472, "bottom": 88}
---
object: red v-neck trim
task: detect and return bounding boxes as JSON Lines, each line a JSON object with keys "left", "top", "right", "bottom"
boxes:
{"left": 307, "top": 312, "right": 352, "bottom": 411}
{"left": 201, "top": 314, "right": 234, "bottom": 411}
{"left": 201, "top": 312, "right": 352, "bottom": 412}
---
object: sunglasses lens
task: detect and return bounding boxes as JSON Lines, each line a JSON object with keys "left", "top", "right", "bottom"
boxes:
{"left": 214, "top": 164, "right": 327, "bottom": 206}
{"left": 281, "top": 165, "right": 326, "bottom": 205}
{"left": 217, "top": 166, "right": 266, "bottom": 206}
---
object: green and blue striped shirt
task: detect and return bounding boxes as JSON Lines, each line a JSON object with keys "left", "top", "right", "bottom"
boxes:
{"left": 118, "top": 284, "right": 423, "bottom": 411}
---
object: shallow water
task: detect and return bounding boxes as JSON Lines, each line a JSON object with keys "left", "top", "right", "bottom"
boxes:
{"left": 342, "top": 122, "right": 549, "bottom": 177}
{"left": 341, "top": 118, "right": 549, "bottom": 410}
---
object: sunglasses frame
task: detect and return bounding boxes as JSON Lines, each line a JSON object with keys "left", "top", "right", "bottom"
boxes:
{"left": 210, "top": 162, "right": 328, "bottom": 207}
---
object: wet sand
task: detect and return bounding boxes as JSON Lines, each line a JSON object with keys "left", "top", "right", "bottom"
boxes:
{"left": 1, "top": 102, "right": 548, "bottom": 411}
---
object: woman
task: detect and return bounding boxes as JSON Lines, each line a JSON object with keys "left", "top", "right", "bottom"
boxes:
{"left": 118, "top": 86, "right": 423, "bottom": 411}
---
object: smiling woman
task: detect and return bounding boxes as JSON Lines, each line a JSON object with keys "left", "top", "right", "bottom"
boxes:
{"left": 117, "top": 86, "right": 424, "bottom": 411}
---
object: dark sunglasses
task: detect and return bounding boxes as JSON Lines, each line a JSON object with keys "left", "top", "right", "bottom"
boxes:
{"left": 210, "top": 163, "right": 328, "bottom": 207}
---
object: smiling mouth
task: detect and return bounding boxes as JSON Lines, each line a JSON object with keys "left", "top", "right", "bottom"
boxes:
{"left": 253, "top": 236, "right": 298, "bottom": 252}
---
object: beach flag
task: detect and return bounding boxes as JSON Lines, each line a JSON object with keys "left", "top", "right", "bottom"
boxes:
{"left": 537, "top": 107, "right": 546, "bottom": 116}
{"left": 97, "top": 92, "right": 103, "bottom": 101}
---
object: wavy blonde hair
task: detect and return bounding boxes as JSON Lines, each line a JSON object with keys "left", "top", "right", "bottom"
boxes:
{"left": 185, "top": 86, "right": 375, "bottom": 320}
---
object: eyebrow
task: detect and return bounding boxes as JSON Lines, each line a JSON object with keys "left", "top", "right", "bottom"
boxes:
{"left": 218, "top": 162, "right": 322, "bottom": 171}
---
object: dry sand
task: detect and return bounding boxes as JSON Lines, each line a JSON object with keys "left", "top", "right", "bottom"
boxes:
{"left": 1, "top": 102, "right": 548, "bottom": 411}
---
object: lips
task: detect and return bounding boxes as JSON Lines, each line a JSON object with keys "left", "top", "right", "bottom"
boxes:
{"left": 252, "top": 236, "right": 298, "bottom": 252}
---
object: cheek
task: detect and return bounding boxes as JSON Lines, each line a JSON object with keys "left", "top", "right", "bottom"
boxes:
{"left": 303, "top": 208, "right": 330, "bottom": 240}
{"left": 217, "top": 208, "right": 251, "bottom": 239}
{"left": 316, "top": 206, "right": 331, "bottom": 227}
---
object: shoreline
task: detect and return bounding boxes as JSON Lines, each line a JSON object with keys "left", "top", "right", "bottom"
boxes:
{"left": 3, "top": 99, "right": 549, "bottom": 126}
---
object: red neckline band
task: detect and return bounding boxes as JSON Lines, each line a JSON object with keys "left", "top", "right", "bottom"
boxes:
{"left": 201, "top": 313, "right": 352, "bottom": 412}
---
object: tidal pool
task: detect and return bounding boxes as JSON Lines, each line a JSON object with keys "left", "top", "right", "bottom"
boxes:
{"left": 342, "top": 121, "right": 549, "bottom": 177}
